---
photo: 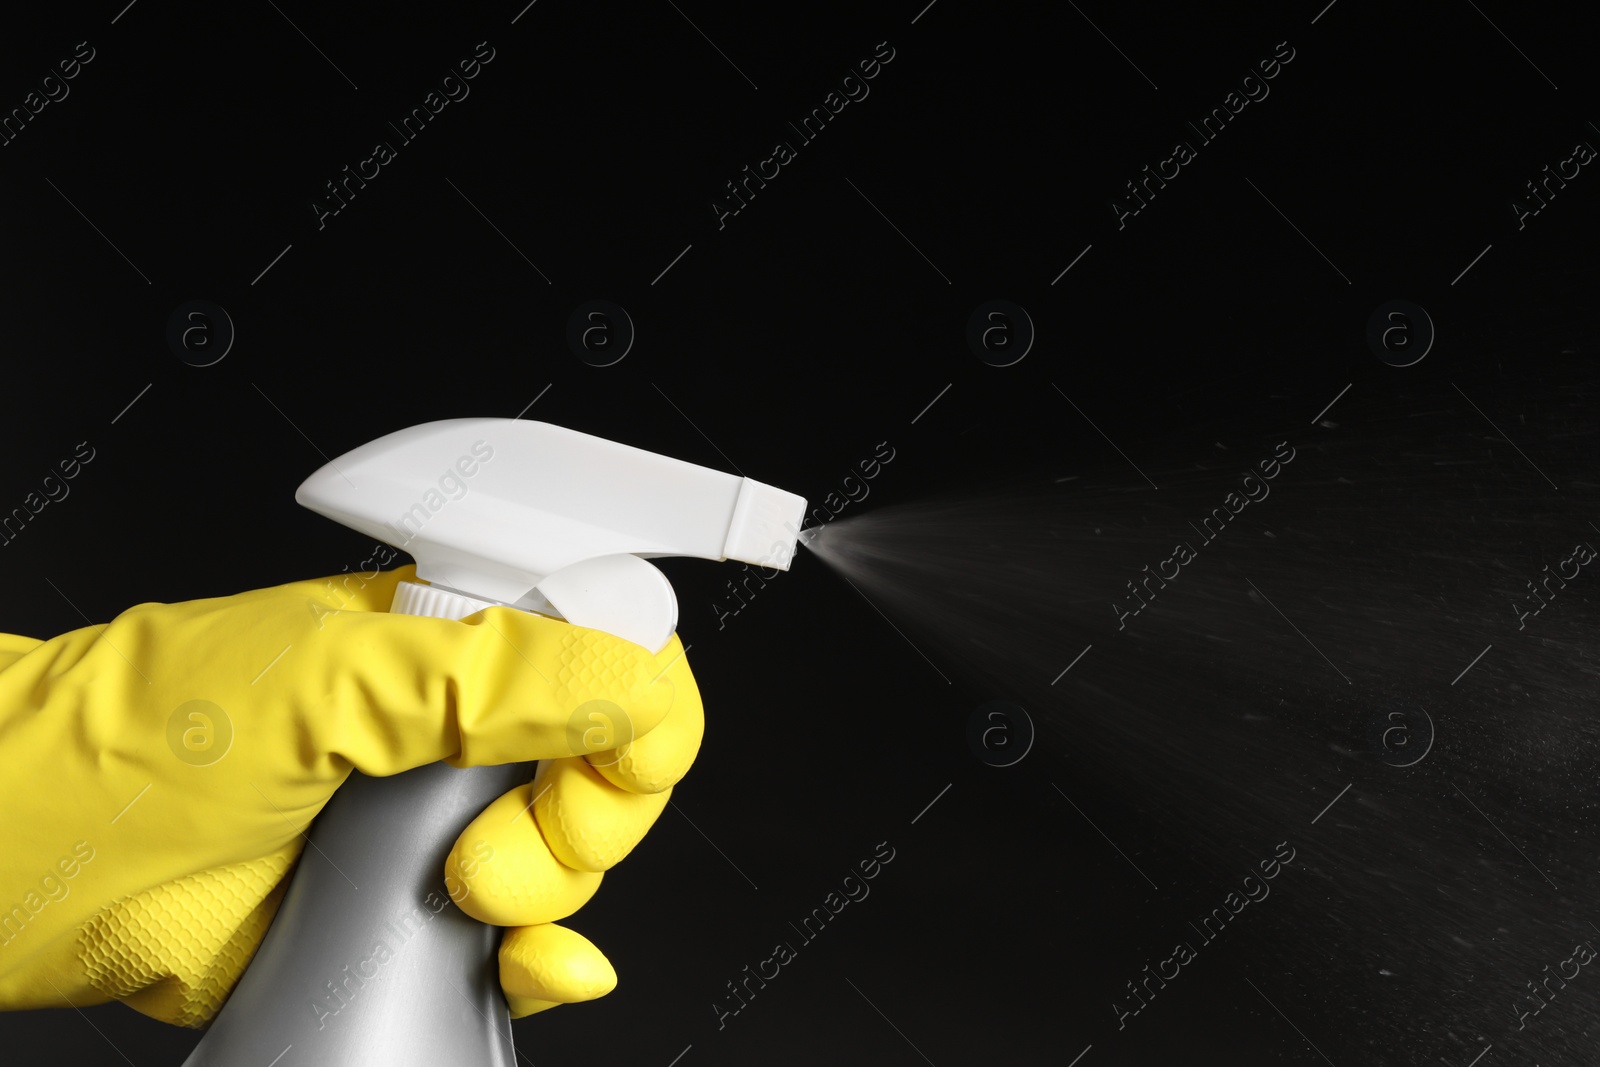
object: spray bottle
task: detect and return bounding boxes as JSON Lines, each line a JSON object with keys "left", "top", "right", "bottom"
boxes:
{"left": 183, "top": 417, "right": 806, "bottom": 1066}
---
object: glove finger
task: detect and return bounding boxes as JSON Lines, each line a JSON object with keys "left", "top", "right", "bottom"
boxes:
{"left": 445, "top": 782, "right": 602, "bottom": 926}
{"left": 499, "top": 922, "right": 617, "bottom": 1018}
{"left": 506, "top": 995, "right": 563, "bottom": 1018}
{"left": 531, "top": 757, "right": 671, "bottom": 872}
{"left": 283, "top": 566, "right": 683, "bottom": 775}
{"left": 588, "top": 641, "right": 704, "bottom": 795}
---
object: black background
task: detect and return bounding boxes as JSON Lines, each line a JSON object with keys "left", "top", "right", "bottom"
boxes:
{"left": 1, "top": 1, "right": 1598, "bottom": 1064}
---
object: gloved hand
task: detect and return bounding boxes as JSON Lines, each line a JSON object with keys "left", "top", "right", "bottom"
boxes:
{"left": 0, "top": 564, "right": 702, "bottom": 1025}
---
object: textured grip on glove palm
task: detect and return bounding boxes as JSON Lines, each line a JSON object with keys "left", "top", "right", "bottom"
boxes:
{"left": 78, "top": 845, "right": 299, "bottom": 1027}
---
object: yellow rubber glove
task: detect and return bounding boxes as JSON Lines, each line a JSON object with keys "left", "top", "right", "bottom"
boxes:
{"left": 0, "top": 564, "right": 703, "bottom": 1026}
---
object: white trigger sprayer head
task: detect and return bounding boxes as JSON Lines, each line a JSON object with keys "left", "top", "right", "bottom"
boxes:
{"left": 294, "top": 418, "right": 809, "bottom": 651}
